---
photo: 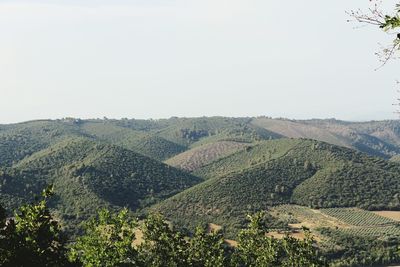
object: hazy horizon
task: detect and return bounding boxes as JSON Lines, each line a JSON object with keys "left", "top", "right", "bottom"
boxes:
{"left": 2, "top": 115, "right": 400, "bottom": 125}
{"left": 1, "top": 0, "right": 399, "bottom": 124}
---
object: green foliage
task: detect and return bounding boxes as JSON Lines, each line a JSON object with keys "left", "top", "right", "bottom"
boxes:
{"left": 1, "top": 195, "right": 392, "bottom": 267}
{"left": 3, "top": 118, "right": 400, "bottom": 265}
{"left": 70, "top": 210, "right": 228, "bottom": 267}
{"left": 319, "top": 227, "right": 400, "bottom": 267}
{"left": 0, "top": 138, "right": 201, "bottom": 235}
{"left": 123, "top": 135, "right": 186, "bottom": 161}
{"left": 156, "top": 139, "right": 400, "bottom": 237}
{"left": 187, "top": 226, "right": 226, "bottom": 267}
{"left": 138, "top": 213, "right": 189, "bottom": 266}
{"left": 69, "top": 208, "right": 139, "bottom": 267}
{"left": 381, "top": 10, "right": 400, "bottom": 31}
{"left": 0, "top": 186, "right": 68, "bottom": 267}
{"left": 0, "top": 120, "right": 83, "bottom": 167}
{"left": 232, "top": 212, "right": 325, "bottom": 267}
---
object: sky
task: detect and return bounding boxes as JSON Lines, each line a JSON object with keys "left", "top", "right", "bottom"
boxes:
{"left": 0, "top": 0, "right": 399, "bottom": 123}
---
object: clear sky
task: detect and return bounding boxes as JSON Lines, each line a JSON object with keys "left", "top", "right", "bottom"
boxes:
{"left": 1, "top": 0, "right": 399, "bottom": 123}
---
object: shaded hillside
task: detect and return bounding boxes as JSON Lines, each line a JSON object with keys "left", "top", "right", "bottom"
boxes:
{"left": 165, "top": 141, "right": 250, "bottom": 171}
{"left": 0, "top": 120, "right": 87, "bottom": 167}
{"left": 155, "top": 117, "right": 281, "bottom": 147}
{"left": 0, "top": 138, "right": 201, "bottom": 234}
{"left": 80, "top": 121, "right": 186, "bottom": 160}
{"left": 121, "top": 135, "right": 187, "bottom": 161}
{"left": 154, "top": 139, "right": 400, "bottom": 236}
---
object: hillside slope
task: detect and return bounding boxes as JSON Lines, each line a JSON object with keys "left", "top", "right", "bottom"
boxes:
{"left": 165, "top": 141, "right": 250, "bottom": 171}
{"left": 0, "top": 137, "right": 201, "bottom": 234}
{"left": 154, "top": 139, "right": 400, "bottom": 236}
{"left": 252, "top": 117, "right": 400, "bottom": 158}
{"left": 2, "top": 117, "right": 400, "bottom": 162}
{"left": 0, "top": 120, "right": 87, "bottom": 167}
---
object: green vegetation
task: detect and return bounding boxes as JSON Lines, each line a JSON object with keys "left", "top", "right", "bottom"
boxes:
{"left": 0, "top": 186, "right": 69, "bottom": 267}
{"left": 156, "top": 138, "right": 400, "bottom": 237}
{"left": 2, "top": 117, "right": 400, "bottom": 265}
{"left": 122, "top": 135, "right": 186, "bottom": 161}
{"left": 2, "top": 117, "right": 400, "bottom": 167}
{"left": 0, "top": 137, "right": 201, "bottom": 235}
{"left": 233, "top": 212, "right": 325, "bottom": 267}
{"left": 265, "top": 204, "right": 400, "bottom": 266}
{"left": 1, "top": 193, "right": 326, "bottom": 267}
{"left": 78, "top": 121, "right": 186, "bottom": 161}
{"left": 320, "top": 208, "right": 400, "bottom": 239}
{"left": 69, "top": 208, "right": 139, "bottom": 266}
{"left": 0, "top": 120, "right": 84, "bottom": 167}
{"left": 319, "top": 228, "right": 400, "bottom": 267}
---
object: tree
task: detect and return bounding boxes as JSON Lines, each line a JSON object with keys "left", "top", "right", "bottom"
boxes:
{"left": 232, "top": 212, "right": 326, "bottom": 267}
{"left": 0, "top": 186, "right": 68, "bottom": 267}
{"left": 349, "top": 1, "right": 400, "bottom": 66}
{"left": 138, "top": 213, "right": 228, "bottom": 267}
{"left": 232, "top": 212, "right": 282, "bottom": 266}
{"left": 137, "top": 213, "right": 188, "bottom": 267}
{"left": 68, "top": 208, "right": 139, "bottom": 267}
{"left": 187, "top": 226, "right": 226, "bottom": 267}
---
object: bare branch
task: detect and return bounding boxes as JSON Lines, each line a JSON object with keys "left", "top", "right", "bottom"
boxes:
{"left": 348, "top": 0, "right": 400, "bottom": 67}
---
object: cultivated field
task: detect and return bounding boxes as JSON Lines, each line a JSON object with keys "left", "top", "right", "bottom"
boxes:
{"left": 270, "top": 205, "right": 400, "bottom": 239}
{"left": 320, "top": 208, "right": 396, "bottom": 226}
{"left": 320, "top": 208, "right": 400, "bottom": 238}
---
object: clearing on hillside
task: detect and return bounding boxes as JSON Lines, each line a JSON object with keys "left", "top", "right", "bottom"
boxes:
{"left": 165, "top": 141, "right": 249, "bottom": 172}
{"left": 373, "top": 211, "right": 400, "bottom": 221}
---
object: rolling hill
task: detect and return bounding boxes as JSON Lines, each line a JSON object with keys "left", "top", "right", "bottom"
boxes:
{"left": 0, "top": 120, "right": 88, "bottom": 167}
{"left": 2, "top": 116, "right": 400, "bottom": 238}
{"left": 252, "top": 117, "right": 400, "bottom": 158}
{"left": 2, "top": 117, "right": 400, "bottom": 164}
{"left": 0, "top": 137, "right": 201, "bottom": 234}
{"left": 153, "top": 139, "right": 400, "bottom": 236}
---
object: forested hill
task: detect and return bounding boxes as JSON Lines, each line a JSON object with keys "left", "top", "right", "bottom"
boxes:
{"left": 153, "top": 139, "right": 400, "bottom": 236}
{"left": 1, "top": 117, "right": 400, "bottom": 167}
{"left": 0, "top": 137, "right": 201, "bottom": 234}
{"left": 1, "top": 116, "right": 400, "bottom": 236}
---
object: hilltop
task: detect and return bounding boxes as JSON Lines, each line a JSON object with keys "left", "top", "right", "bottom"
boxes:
{"left": 2, "top": 117, "right": 400, "bottom": 167}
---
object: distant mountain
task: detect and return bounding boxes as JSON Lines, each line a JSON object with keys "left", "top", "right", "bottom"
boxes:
{"left": 252, "top": 117, "right": 400, "bottom": 158}
{"left": 153, "top": 139, "right": 400, "bottom": 236}
{"left": 2, "top": 117, "right": 400, "bottom": 165}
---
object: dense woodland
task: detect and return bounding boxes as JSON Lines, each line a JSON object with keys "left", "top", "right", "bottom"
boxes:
{"left": 0, "top": 187, "right": 326, "bottom": 267}
{"left": 2, "top": 117, "right": 400, "bottom": 265}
